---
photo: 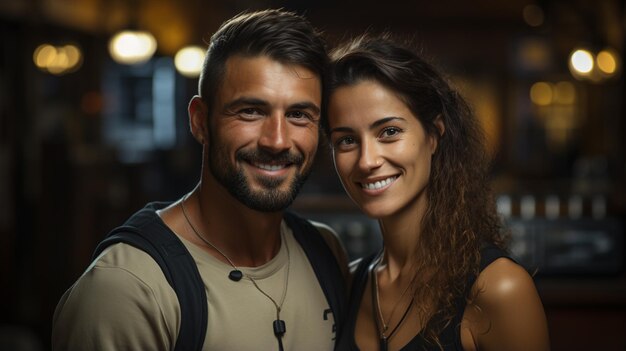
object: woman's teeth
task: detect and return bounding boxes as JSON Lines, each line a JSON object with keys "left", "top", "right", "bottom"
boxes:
{"left": 361, "top": 176, "right": 397, "bottom": 190}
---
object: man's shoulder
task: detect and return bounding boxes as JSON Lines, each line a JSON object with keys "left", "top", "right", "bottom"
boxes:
{"left": 95, "top": 242, "right": 162, "bottom": 271}
{"left": 56, "top": 243, "right": 178, "bottom": 323}
{"left": 84, "top": 243, "right": 174, "bottom": 296}
{"left": 52, "top": 243, "right": 179, "bottom": 350}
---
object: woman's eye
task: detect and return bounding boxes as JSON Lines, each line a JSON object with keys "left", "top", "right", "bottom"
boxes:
{"left": 334, "top": 136, "right": 356, "bottom": 149}
{"left": 380, "top": 127, "right": 402, "bottom": 138}
{"left": 341, "top": 137, "right": 354, "bottom": 144}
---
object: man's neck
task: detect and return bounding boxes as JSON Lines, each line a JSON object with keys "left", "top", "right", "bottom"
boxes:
{"left": 190, "top": 180, "right": 284, "bottom": 267}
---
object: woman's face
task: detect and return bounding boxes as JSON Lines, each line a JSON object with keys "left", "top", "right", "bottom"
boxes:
{"left": 327, "top": 80, "right": 438, "bottom": 219}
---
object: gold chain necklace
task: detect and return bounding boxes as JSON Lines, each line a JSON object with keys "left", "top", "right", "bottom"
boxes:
{"left": 370, "top": 253, "right": 417, "bottom": 351}
{"left": 180, "top": 193, "right": 290, "bottom": 351}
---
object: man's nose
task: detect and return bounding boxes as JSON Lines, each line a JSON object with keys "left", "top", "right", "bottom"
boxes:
{"left": 258, "top": 114, "right": 292, "bottom": 153}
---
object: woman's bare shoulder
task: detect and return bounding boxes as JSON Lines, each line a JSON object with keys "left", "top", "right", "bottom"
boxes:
{"left": 467, "top": 257, "right": 550, "bottom": 351}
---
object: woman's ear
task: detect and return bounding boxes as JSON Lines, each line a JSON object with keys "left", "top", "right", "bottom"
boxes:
{"left": 430, "top": 114, "right": 445, "bottom": 154}
{"left": 188, "top": 95, "right": 209, "bottom": 145}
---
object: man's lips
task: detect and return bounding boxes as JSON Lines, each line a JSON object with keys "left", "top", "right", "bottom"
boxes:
{"left": 237, "top": 149, "right": 303, "bottom": 170}
{"left": 252, "top": 162, "right": 290, "bottom": 171}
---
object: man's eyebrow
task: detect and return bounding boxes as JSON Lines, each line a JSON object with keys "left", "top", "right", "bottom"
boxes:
{"left": 222, "top": 97, "right": 269, "bottom": 111}
{"left": 288, "top": 102, "right": 321, "bottom": 115}
{"left": 222, "top": 98, "right": 320, "bottom": 115}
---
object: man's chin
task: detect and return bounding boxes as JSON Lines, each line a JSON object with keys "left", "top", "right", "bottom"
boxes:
{"left": 241, "top": 192, "right": 296, "bottom": 212}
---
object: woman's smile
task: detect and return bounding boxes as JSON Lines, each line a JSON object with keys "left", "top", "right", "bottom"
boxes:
{"left": 359, "top": 175, "right": 399, "bottom": 192}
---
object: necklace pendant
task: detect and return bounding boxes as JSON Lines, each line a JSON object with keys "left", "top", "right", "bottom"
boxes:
{"left": 273, "top": 319, "right": 286, "bottom": 337}
{"left": 380, "top": 336, "right": 388, "bottom": 351}
{"left": 228, "top": 269, "right": 243, "bottom": 281}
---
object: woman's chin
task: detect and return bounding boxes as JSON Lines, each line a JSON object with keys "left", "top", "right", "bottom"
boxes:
{"left": 347, "top": 193, "right": 396, "bottom": 219}
{"left": 359, "top": 205, "right": 392, "bottom": 220}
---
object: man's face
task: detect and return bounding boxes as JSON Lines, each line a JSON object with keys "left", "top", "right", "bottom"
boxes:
{"left": 207, "top": 55, "right": 321, "bottom": 212}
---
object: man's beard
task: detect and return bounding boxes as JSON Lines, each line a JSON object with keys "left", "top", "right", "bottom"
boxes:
{"left": 208, "top": 142, "right": 312, "bottom": 212}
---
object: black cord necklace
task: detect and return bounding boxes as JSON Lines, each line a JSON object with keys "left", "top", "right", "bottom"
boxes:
{"left": 181, "top": 193, "right": 290, "bottom": 351}
{"left": 370, "top": 254, "right": 416, "bottom": 351}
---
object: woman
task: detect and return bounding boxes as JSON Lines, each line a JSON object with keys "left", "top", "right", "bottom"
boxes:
{"left": 324, "top": 35, "right": 550, "bottom": 351}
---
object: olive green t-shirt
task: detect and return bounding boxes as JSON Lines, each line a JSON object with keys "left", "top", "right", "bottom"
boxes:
{"left": 52, "top": 220, "right": 344, "bottom": 350}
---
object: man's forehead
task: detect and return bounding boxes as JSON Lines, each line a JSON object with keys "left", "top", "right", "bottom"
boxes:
{"left": 216, "top": 55, "right": 322, "bottom": 104}
{"left": 224, "top": 54, "right": 319, "bottom": 80}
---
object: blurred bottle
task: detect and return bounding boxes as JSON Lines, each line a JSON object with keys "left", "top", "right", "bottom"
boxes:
{"left": 591, "top": 195, "right": 606, "bottom": 219}
{"left": 568, "top": 194, "right": 583, "bottom": 219}
{"left": 496, "top": 194, "right": 513, "bottom": 219}
{"left": 545, "top": 195, "right": 560, "bottom": 220}
{"left": 520, "top": 195, "right": 536, "bottom": 219}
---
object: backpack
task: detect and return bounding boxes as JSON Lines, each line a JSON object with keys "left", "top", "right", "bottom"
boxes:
{"left": 92, "top": 202, "right": 346, "bottom": 351}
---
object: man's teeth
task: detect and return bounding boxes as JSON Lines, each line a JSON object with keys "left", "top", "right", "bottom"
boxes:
{"left": 256, "top": 163, "right": 286, "bottom": 171}
{"left": 361, "top": 176, "right": 397, "bottom": 190}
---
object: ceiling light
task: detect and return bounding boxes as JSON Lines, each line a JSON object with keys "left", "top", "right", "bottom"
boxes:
{"left": 109, "top": 30, "right": 157, "bottom": 65}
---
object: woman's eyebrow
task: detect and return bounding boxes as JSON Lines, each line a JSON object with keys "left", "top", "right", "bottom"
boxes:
{"left": 370, "top": 116, "right": 405, "bottom": 129}
{"left": 330, "top": 116, "right": 406, "bottom": 135}
{"left": 329, "top": 126, "right": 354, "bottom": 135}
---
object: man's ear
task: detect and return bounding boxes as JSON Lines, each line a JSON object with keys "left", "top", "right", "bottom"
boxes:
{"left": 188, "top": 95, "right": 209, "bottom": 145}
{"left": 430, "top": 114, "right": 445, "bottom": 154}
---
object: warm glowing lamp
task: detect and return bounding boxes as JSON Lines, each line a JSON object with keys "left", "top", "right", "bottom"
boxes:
{"left": 174, "top": 46, "right": 205, "bottom": 78}
{"left": 33, "top": 43, "right": 83, "bottom": 75}
{"left": 596, "top": 48, "right": 620, "bottom": 77}
{"left": 109, "top": 30, "right": 157, "bottom": 65}
{"left": 570, "top": 49, "right": 594, "bottom": 74}
{"left": 530, "top": 82, "right": 553, "bottom": 106}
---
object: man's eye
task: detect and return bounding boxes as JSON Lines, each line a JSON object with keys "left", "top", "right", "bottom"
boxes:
{"left": 287, "top": 111, "right": 311, "bottom": 120}
{"left": 287, "top": 110, "right": 316, "bottom": 126}
{"left": 236, "top": 108, "right": 265, "bottom": 120}
{"left": 240, "top": 108, "right": 261, "bottom": 115}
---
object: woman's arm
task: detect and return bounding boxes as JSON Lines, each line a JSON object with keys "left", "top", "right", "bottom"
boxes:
{"left": 468, "top": 258, "right": 550, "bottom": 351}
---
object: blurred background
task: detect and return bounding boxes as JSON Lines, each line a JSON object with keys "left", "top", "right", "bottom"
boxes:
{"left": 0, "top": 0, "right": 624, "bottom": 350}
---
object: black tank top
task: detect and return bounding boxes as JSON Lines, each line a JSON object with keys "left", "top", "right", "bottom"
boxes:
{"left": 336, "top": 244, "right": 511, "bottom": 351}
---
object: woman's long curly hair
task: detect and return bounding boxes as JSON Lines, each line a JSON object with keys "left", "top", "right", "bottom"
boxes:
{"left": 323, "top": 34, "right": 508, "bottom": 349}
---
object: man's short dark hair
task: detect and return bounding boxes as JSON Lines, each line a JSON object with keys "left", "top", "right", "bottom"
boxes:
{"left": 198, "top": 9, "right": 328, "bottom": 116}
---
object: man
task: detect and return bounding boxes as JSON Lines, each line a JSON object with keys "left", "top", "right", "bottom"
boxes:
{"left": 52, "top": 9, "right": 347, "bottom": 351}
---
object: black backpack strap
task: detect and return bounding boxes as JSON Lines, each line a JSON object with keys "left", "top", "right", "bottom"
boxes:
{"left": 283, "top": 211, "right": 347, "bottom": 342}
{"left": 92, "top": 203, "right": 207, "bottom": 351}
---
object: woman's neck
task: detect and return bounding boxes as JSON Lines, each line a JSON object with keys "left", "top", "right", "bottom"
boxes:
{"left": 376, "top": 193, "right": 429, "bottom": 281}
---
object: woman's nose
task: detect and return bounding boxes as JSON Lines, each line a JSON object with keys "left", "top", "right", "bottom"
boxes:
{"left": 358, "top": 139, "right": 383, "bottom": 172}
